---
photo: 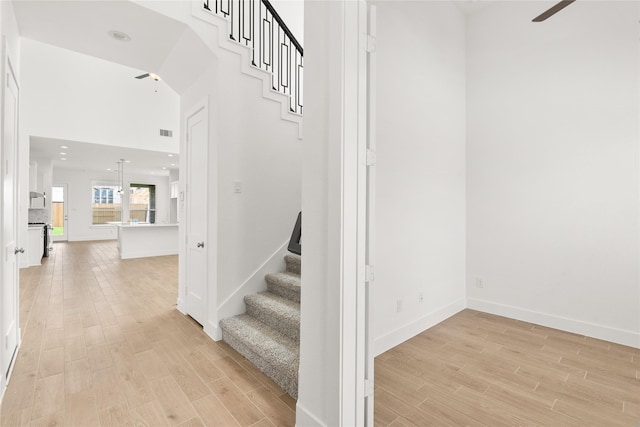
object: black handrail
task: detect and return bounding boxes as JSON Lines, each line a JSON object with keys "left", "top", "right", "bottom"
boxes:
{"left": 260, "top": 0, "right": 303, "bottom": 55}
{"left": 287, "top": 211, "right": 301, "bottom": 255}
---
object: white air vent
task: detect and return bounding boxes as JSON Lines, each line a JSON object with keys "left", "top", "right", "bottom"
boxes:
{"left": 159, "top": 129, "right": 173, "bottom": 137}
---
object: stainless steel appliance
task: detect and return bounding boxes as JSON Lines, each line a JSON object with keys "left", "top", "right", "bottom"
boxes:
{"left": 44, "top": 224, "right": 52, "bottom": 257}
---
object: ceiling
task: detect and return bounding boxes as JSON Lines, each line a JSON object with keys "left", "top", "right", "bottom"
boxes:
{"left": 12, "top": 1, "right": 201, "bottom": 178}
{"left": 453, "top": 0, "right": 497, "bottom": 16}
{"left": 12, "top": 0, "right": 187, "bottom": 73}
{"left": 30, "top": 136, "right": 178, "bottom": 176}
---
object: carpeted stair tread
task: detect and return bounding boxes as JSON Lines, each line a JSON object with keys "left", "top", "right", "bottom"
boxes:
{"left": 285, "top": 253, "right": 301, "bottom": 275}
{"left": 219, "top": 314, "right": 299, "bottom": 398}
{"left": 245, "top": 292, "right": 300, "bottom": 342}
{"left": 265, "top": 271, "right": 300, "bottom": 303}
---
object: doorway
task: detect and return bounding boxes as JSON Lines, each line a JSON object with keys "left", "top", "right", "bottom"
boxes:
{"left": 51, "top": 184, "right": 67, "bottom": 241}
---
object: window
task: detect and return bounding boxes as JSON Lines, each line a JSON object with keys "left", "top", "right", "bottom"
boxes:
{"left": 129, "top": 184, "right": 156, "bottom": 224}
{"left": 92, "top": 184, "right": 122, "bottom": 224}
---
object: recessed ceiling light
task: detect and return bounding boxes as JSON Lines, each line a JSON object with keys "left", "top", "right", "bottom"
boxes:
{"left": 60, "top": 158, "right": 67, "bottom": 161}
{"left": 170, "top": 163, "right": 175, "bottom": 166}
{"left": 59, "top": 152, "right": 67, "bottom": 155}
{"left": 162, "top": 167, "right": 167, "bottom": 170}
{"left": 167, "top": 154, "right": 174, "bottom": 157}
{"left": 107, "top": 168, "right": 112, "bottom": 171}
{"left": 124, "top": 160, "right": 131, "bottom": 163}
{"left": 108, "top": 30, "right": 131, "bottom": 42}
{"left": 60, "top": 145, "right": 68, "bottom": 149}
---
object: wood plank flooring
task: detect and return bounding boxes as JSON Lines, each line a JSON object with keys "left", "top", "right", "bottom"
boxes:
{"left": 375, "top": 309, "right": 640, "bottom": 426}
{"left": 5, "top": 240, "right": 639, "bottom": 426}
{"left": 0, "top": 241, "right": 296, "bottom": 427}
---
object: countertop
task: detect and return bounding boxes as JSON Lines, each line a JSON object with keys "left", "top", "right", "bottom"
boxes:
{"left": 117, "top": 223, "right": 179, "bottom": 228}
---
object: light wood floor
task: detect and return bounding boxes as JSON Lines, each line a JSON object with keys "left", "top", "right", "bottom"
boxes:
{"left": 5, "top": 241, "right": 639, "bottom": 427}
{"left": 375, "top": 309, "right": 640, "bottom": 426}
{"left": 0, "top": 241, "right": 295, "bottom": 427}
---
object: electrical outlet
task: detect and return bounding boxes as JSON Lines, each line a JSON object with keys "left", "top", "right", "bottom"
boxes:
{"left": 419, "top": 292, "right": 424, "bottom": 303}
{"left": 475, "top": 278, "right": 484, "bottom": 289}
{"left": 396, "top": 299, "right": 402, "bottom": 313}
{"left": 234, "top": 181, "right": 242, "bottom": 193}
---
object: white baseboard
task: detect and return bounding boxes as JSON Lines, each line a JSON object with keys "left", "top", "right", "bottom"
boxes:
{"left": 295, "top": 402, "right": 326, "bottom": 427}
{"left": 176, "top": 298, "right": 186, "bottom": 314}
{"left": 216, "top": 240, "right": 289, "bottom": 321}
{"left": 468, "top": 298, "right": 640, "bottom": 349}
{"left": 374, "top": 298, "right": 466, "bottom": 356}
{"left": 204, "top": 320, "right": 222, "bottom": 342}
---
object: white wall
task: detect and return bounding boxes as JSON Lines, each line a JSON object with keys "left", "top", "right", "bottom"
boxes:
{"left": 271, "top": 0, "right": 304, "bottom": 45}
{"left": 373, "top": 1, "right": 467, "bottom": 355}
{"left": 466, "top": 1, "right": 640, "bottom": 347}
{"left": 53, "top": 167, "right": 171, "bottom": 242}
{"left": 20, "top": 38, "right": 180, "bottom": 153}
{"left": 179, "top": 27, "right": 301, "bottom": 336}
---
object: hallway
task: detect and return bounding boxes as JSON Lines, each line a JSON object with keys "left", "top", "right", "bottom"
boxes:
{"left": 0, "top": 241, "right": 295, "bottom": 426}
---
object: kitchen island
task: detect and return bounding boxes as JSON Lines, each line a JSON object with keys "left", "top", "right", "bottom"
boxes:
{"left": 117, "top": 223, "right": 179, "bottom": 259}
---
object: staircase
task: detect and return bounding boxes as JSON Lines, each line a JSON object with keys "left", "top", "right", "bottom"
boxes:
{"left": 219, "top": 253, "right": 301, "bottom": 399}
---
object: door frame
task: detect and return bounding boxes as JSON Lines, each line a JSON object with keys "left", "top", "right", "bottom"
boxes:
{"left": 51, "top": 183, "right": 68, "bottom": 241}
{"left": 296, "top": 1, "right": 371, "bottom": 424}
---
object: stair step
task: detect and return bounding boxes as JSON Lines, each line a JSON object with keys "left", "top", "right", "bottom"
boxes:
{"left": 219, "top": 314, "right": 299, "bottom": 399}
{"left": 265, "top": 271, "right": 300, "bottom": 303}
{"left": 285, "top": 253, "right": 301, "bottom": 275}
{"left": 245, "top": 292, "right": 300, "bottom": 342}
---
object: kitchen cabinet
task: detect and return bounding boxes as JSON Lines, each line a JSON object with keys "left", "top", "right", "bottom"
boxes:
{"left": 27, "top": 226, "right": 44, "bottom": 266}
{"left": 117, "top": 224, "right": 178, "bottom": 259}
{"left": 29, "top": 161, "right": 38, "bottom": 192}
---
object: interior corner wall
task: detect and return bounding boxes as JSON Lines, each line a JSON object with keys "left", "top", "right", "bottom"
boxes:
{"left": 466, "top": 1, "right": 640, "bottom": 347}
{"left": 372, "top": 0, "right": 467, "bottom": 356}
{"left": 52, "top": 167, "right": 171, "bottom": 242}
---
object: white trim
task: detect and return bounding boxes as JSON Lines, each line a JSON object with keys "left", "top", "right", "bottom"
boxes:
{"left": 295, "top": 403, "right": 326, "bottom": 427}
{"left": 339, "top": 1, "right": 369, "bottom": 425}
{"left": 216, "top": 239, "right": 289, "bottom": 320}
{"left": 176, "top": 297, "right": 186, "bottom": 314}
{"left": 204, "top": 320, "right": 222, "bottom": 341}
{"left": 468, "top": 298, "right": 640, "bottom": 349}
{"left": 374, "top": 298, "right": 467, "bottom": 356}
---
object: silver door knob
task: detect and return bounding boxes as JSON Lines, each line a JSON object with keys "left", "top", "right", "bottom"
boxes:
{"left": 14, "top": 248, "right": 24, "bottom": 254}
{"left": 197, "top": 242, "right": 205, "bottom": 248}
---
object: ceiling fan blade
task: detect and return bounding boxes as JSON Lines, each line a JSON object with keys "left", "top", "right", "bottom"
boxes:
{"left": 532, "top": 0, "right": 576, "bottom": 22}
{"left": 135, "top": 73, "right": 150, "bottom": 79}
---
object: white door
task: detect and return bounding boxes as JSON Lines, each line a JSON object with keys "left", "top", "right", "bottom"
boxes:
{"left": 51, "top": 184, "right": 67, "bottom": 241}
{"left": 2, "top": 55, "right": 20, "bottom": 381}
{"left": 185, "top": 106, "right": 208, "bottom": 325}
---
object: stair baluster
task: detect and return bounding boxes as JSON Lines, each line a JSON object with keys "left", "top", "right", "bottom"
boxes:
{"left": 204, "top": 0, "right": 303, "bottom": 115}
